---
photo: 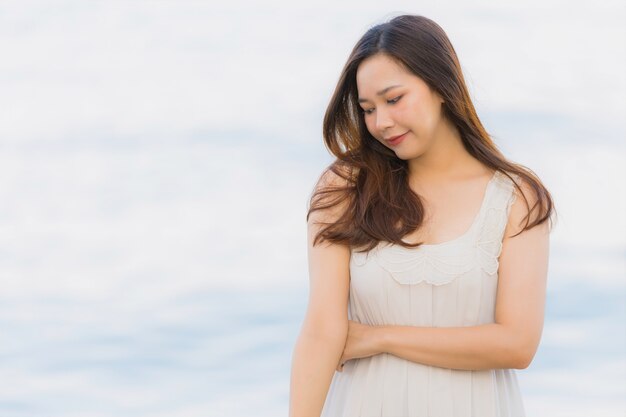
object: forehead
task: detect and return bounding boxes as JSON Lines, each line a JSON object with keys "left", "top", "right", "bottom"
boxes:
{"left": 356, "top": 54, "right": 412, "bottom": 88}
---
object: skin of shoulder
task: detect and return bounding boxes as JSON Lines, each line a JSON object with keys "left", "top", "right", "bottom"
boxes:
{"left": 302, "top": 169, "right": 351, "bottom": 340}
{"left": 504, "top": 177, "right": 545, "bottom": 238}
{"left": 496, "top": 177, "right": 550, "bottom": 368}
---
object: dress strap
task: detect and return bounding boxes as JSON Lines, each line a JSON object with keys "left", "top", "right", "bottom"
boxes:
{"left": 474, "top": 171, "right": 520, "bottom": 275}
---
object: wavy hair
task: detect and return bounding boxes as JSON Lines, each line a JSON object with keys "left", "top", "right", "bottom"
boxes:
{"left": 307, "top": 14, "right": 556, "bottom": 253}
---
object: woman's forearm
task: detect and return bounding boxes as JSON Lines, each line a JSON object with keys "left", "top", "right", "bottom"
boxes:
{"left": 289, "top": 329, "right": 346, "bottom": 417}
{"left": 374, "top": 323, "right": 525, "bottom": 371}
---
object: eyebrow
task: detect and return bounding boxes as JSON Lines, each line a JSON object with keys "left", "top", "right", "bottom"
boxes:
{"left": 358, "top": 85, "right": 403, "bottom": 103}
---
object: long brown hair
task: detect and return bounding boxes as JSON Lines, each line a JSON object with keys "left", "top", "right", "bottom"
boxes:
{"left": 308, "top": 14, "right": 556, "bottom": 253}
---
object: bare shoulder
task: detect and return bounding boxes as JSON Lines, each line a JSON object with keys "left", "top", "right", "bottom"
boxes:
{"left": 504, "top": 174, "right": 549, "bottom": 239}
{"left": 308, "top": 165, "right": 353, "bottom": 229}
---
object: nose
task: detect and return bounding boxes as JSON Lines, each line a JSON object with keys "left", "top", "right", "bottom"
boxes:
{"left": 375, "top": 107, "right": 394, "bottom": 131}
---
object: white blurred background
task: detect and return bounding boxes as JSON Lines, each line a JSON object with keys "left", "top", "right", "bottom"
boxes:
{"left": 0, "top": 1, "right": 624, "bottom": 416}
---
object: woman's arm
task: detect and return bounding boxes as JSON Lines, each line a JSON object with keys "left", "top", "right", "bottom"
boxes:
{"left": 290, "top": 324, "right": 347, "bottom": 416}
{"left": 373, "top": 322, "right": 526, "bottom": 370}
{"left": 289, "top": 170, "right": 351, "bottom": 417}
{"left": 360, "top": 179, "right": 550, "bottom": 371}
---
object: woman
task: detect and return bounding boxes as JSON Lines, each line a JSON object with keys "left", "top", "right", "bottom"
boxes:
{"left": 289, "top": 14, "right": 555, "bottom": 417}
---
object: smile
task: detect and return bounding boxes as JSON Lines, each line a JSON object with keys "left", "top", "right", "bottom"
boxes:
{"left": 385, "top": 131, "right": 409, "bottom": 146}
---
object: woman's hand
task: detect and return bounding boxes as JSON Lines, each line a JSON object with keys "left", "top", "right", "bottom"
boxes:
{"left": 336, "top": 320, "right": 383, "bottom": 372}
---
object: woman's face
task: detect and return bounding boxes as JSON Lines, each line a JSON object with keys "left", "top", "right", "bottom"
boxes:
{"left": 356, "top": 53, "right": 445, "bottom": 158}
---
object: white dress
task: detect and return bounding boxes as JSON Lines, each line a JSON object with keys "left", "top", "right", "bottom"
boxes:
{"left": 320, "top": 170, "right": 526, "bottom": 417}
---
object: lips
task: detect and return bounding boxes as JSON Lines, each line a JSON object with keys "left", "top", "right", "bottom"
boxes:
{"left": 384, "top": 131, "right": 409, "bottom": 145}
{"left": 385, "top": 132, "right": 407, "bottom": 141}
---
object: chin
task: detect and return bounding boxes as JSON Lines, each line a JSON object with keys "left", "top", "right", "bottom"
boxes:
{"left": 394, "top": 144, "right": 424, "bottom": 160}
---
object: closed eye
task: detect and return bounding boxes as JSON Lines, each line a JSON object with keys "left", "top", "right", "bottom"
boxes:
{"left": 361, "top": 95, "right": 403, "bottom": 115}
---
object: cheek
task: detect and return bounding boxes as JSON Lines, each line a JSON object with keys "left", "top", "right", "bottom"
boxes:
{"left": 401, "top": 99, "right": 437, "bottom": 128}
{"left": 394, "top": 98, "right": 420, "bottom": 122}
{"left": 396, "top": 106, "right": 414, "bottom": 123}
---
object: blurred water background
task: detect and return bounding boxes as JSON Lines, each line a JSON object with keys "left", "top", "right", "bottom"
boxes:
{"left": 0, "top": 1, "right": 624, "bottom": 416}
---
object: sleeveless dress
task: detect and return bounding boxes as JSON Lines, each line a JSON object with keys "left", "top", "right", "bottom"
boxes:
{"left": 320, "top": 170, "right": 526, "bottom": 417}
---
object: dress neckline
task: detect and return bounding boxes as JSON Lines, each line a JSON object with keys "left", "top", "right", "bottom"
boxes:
{"left": 383, "top": 169, "right": 500, "bottom": 251}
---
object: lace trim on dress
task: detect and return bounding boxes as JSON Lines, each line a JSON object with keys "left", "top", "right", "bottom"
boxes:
{"left": 372, "top": 243, "right": 476, "bottom": 285}
{"left": 350, "top": 171, "right": 520, "bottom": 285}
